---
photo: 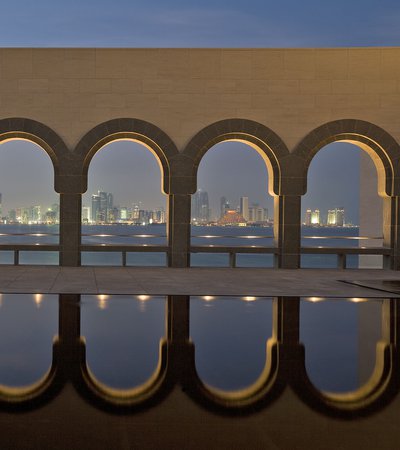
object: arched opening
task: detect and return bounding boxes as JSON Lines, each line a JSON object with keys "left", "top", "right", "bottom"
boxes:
{"left": 0, "top": 139, "right": 59, "bottom": 265}
{"left": 191, "top": 141, "right": 276, "bottom": 267}
{"left": 301, "top": 142, "right": 384, "bottom": 268}
{"left": 82, "top": 140, "right": 167, "bottom": 266}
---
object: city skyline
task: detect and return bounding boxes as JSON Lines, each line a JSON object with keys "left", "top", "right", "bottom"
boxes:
{"left": 0, "top": 0, "right": 393, "bottom": 228}
{"left": 0, "top": 140, "right": 363, "bottom": 226}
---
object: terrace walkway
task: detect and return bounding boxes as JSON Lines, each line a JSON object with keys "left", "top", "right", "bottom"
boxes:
{"left": 0, "top": 266, "right": 400, "bottom": 296}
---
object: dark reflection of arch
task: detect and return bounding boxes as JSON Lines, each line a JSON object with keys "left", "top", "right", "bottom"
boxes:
{"left": 290, "top": 298, "right": 400, "bottom": 418}
{"left": 0, "top": 294, "right": 399, "bottom": 417}
{"left": 66, "top": 295, "right": 175, "bottom": 413}
{"left": 74, "top": 118, "right": 179, "bottom": 195}
{"left": 181, "top": 297, "right": 284, "bottom": 414}
{"left": 293, "top": 119, "right": 399, "bottom": 197}
{"left": 0, "top": 355, "right": 62, "bottom": 412}
{"left": 182, "top": 119, "right": 290, "bottom": 195}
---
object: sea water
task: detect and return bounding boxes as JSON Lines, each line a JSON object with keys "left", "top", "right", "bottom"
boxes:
{"left": 0, "top": 223, "right": 377, "bottom": 268}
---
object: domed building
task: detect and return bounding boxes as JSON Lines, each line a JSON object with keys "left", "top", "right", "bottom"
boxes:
{"left": 218, "top": 210, "right": 247, "bottom": 226}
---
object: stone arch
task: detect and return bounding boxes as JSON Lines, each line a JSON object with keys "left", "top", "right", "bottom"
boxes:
{"left": 75, "top": 118, "right": 179, "bottom": 194}
{"left": 182, "top": 119, "right": 290, "bottom": 195}
{"left": 0, "top": 117, "right": 67, "bottom": 188}
{"left": 293, "top": 119, "right": 400, "bottom": 197}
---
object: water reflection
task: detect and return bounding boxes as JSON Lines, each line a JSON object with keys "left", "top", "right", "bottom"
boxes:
{"left": 0, "top": 293, "right": 395, "bottom": 418}
{"left": 301, "top": 298, "right": 382, "bottom": 392}
{"left": 81, "top": 295, "right": 165, "bottom": 389}
{"left": 0, "top": 294, "right": 57, "bottom": 387}
{"left": 190, "top": 296, "right": 273, "bottom": 390}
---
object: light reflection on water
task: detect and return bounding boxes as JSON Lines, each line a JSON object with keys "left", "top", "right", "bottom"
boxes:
{"left": 0, "top": 294, "right": 383, "bottom": 393}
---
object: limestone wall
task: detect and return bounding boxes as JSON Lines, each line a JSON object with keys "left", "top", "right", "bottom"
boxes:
{"left": 0, "top": 48, "right": 399, "bottom": 151}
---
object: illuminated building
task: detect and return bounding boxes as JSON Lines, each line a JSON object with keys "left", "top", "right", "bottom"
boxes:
{"left": 240, "top": 196, "right": 249, "bottom": 221}
{"left": 336, "top": 207, "right": 345, "bottom": 226}
{"left": 82, "top": 206, "right": 91, "bottom": 223}
{"left": 220, "top": 196, "right": 230, "bottom": 219}
{"left": 119, "top": 207, "right": 128, "bottom": 221}
{"left": 91, "top": 194, "right": 100, "bottom": 223}
{"left": 311, "top": 209, "right": 320, "bottom": 225}
{"left": 192, "top": 189, "right": 210, "bottom": 224}
{"left": 305, "top": 209, "right": 312, "bottom": 226}
{"left": 248, "top": 203, "right": 268, "bottom": 223}
{"left": 327, "top": 207, "right": 345, "bottom": 226}
{"left": 218, "top": 210, "right": 247, "bottom": 226}
{"left": 327, "top": 209, "right": 336, "bottom": 225}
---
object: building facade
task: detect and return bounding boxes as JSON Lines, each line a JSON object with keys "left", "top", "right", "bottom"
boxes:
{"left": 0, "top": 48, "right": 398, "bottom": 267}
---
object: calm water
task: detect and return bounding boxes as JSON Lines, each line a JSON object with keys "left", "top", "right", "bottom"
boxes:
{"left": 0, "top": 294, "right": 382, "bottom": 393}
{"left": 0, "top": 223, "right": 374, "bottom": 268}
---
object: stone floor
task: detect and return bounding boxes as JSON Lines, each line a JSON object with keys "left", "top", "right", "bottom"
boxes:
{"left": 0, "top": 266, "right": 400, "bottom": 296}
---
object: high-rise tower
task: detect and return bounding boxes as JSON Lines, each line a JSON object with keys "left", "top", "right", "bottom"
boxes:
{"left": 240, "top": 196, "right": 249, "bottom": 221}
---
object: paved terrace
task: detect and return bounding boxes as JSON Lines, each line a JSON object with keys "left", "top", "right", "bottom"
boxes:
{"left": 0, "top": 266, "right": 400, "bottom": 296}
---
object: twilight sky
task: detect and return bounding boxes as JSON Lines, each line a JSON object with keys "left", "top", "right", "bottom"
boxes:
{"left": 0, "top": 0, "right": 397, "bottom": 223}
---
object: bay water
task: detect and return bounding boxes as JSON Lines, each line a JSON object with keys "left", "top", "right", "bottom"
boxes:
{"left": 0, "top": 223, "right": 369, "bottom": 268}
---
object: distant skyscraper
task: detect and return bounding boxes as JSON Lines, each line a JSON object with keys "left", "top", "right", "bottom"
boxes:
{"left": 240, "top": 197, "right": 249, "bottom": 221}
{"left": 248, "top": 203, "right": 268, "bottom": 223}
{"left": 311, "top": 209, "right": 320, "bottom": 225}
{"left": 8, "top": 209, "right": 16, "bottom": 223}
{"left": 98, "top": 191, "right": 108, "bottom": 222}
{"left": 192, "top": 189, "right": 210, "bottom": 224}
{"left": 220, "top": 196, "right": 230, "bottom": 219}
{"left": 82, "top": 206, "right": 91, "bottom": 223}
{"left": 305, "top": 209, "right": 312, "bottom": 226}
{"left": 328, "top": 207, "right": 345, "bottom": 226}
{"left": 120, "top": 207, "right": 128, "bottom": 221}
{"left": 91, "top": 194, "right": 100, "bottom": 222}
{"left": 327, "top": 209, "right": 336, "bottom": 225}
{"left": 31, "top": 205, "right": 41, "bottom": 223}
{"left": 336, "top": 207, "right": 345, "bottom": 226}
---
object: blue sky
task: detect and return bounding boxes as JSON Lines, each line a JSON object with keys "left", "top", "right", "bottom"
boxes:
{"left": 0, "top": 0, "right": 397, "bottom": 223}
{"left": 1, "top": 0, "right": 399, "bottom": 47}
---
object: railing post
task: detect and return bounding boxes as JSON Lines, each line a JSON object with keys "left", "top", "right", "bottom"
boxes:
{"left": 14, "top": 250, "right": 19, "bottom": 266}
{"left": 122, "top": 251, "right": 127, "bottom": 267}
{"left": 337, "top": 253, "right": 346, "bottom": 269}
{"left": 229, "top": 252, "right": 236, "bottom": 268}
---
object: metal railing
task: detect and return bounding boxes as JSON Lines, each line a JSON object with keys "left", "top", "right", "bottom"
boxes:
{"left": 0, "top": 244, "right": 60, "bottom": 265}
{"left": 0, "top": 231, "right": 392, "bottom": 268}
{"left": 80, "top": 244, "right": 169, "bottom": 266}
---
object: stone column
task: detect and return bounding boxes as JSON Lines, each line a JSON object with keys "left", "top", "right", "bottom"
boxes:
{"left": 168, "top": 194, "right": 191, "bottom": 268}
{"left": 274, "top": 195, "right": 301, "bottom": 269}
{"left": 59, "top": 193, "right": 81, "bottom": 267}
{"left": 383, "top": 196, "right": 400, "bottom": 270}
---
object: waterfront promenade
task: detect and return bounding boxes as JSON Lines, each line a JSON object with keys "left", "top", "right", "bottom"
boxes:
{"left": 0, "top": 266, "right": 399, "bottom": 296}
